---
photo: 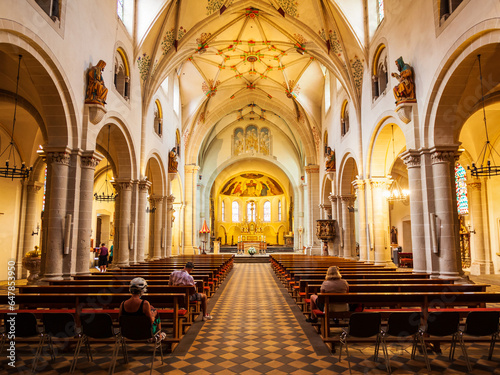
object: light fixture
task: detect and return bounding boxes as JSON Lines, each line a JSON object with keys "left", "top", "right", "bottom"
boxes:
{"left": 0, "top": 55, "right": 32, "bottom": 180}
{"left": 386, "top": 125, "right": 409, "bottom": 202}
{"left": 468, "top": 54, "right": 500, "bottom": 177}
{"left": 199, "top": 219, "right": 210, "bottom": 255}
{"left": 94, "top": 124, "right": 116, "bottom": 201}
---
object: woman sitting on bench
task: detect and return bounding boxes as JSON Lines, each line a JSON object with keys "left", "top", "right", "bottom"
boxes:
{"left": 306, "top": 266, "right": 349, "bottom": 323}
{"left": 119, "top": 277, "right": 166, "bottom": 340}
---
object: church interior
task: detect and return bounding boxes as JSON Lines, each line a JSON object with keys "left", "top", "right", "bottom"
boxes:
{"left": 2, "top": 0, "right": 500, "bottom": 374}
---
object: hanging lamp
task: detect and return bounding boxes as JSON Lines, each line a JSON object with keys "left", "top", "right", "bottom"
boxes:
{"left": 386, "top": 125, "right": 409, "bottom": 201}
{"left": 0, "top": 55, "right": 32, "bottom": 180}
{"left": 467, "top": 54, "right": 500, "bottom": 177}
{"left": 94, "top": 125, "right": 116, "bottom": 201}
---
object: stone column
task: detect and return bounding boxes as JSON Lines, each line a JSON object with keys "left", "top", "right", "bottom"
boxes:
{"left": 319, "top": 203, "right": 332, "bottom": 219}
{"left": 184, "top": 165, "right": 199, "bottom": 254}
{"left": 468, "top": 180, "right": 493, "bottom": 275}
{"left": 75, "top": 152, "right": 101, "bottom": 275}
{"left": 136, "top": 180, "right": 151, "bottom": 263}
{"left": 22, "top": 181, "right": 44, "bottom": 259}
{"left": 353, "top": 180, "right": 368, "bottom": 262}
{"left": 401, "top": 150, "right": 426, "bottom": 273}
{"left": 305, "top": 165, "right": 321, "bottom": 254}
{"left": 370, "top": 178, "right": 392, "bottom": 266}
{"left": 166, "top": 194, "right": 175, "bottom": 257}
{"left": 149, "top": 195, "right": 163, "bottom": 260}
{"left": 340, "top": 195, "right": 356, "bottom": 259}
{"left": 42, "top": 149, "right": 71, "bottom": 281}
{"left": 328, "top": 194, "right": 340, "bottom": 256}
{"left": 430, "top": 148, "right": 461, "bottom": 279}
{"left": 115, "top": 180, "right": 132, "bottom": 267}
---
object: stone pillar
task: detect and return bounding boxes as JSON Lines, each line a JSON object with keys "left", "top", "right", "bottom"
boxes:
{"left": 401, "top": 150, "right": 426, "bottom": 273}
{"left": 305, "top": 165, "right": 321, "bottom": 254}
{"left": 42, "top": 149, "right": 71, "bottom": 281}
{"left": 328, "top": 194, "right": 340, "bottom": 256}
{"left": 430, "top": 148, "right": 461, "bottom": 279}
{"left": 149, "top": 195, "right": 163, "bottom": 260}
{"left": 184, "top": 165, "right": 199, "bottom": 254}
{"left": 319, "top": 203, "right": 332, "bottom": 219}
{"left": 115, "top": 181, "right": 132, "bottom": 267}
{"left": 75, "top": 152, "right": 101, "bottom": 275}
{"left": 340, "top": 195, "right": 356, "bottom": 259}
{"left": 166, "top": 194, "right": 175, "bottom": 257}
{"left": 468, "top": 180, "right": 493, "bottom": 275}
{"left": 370, "top": 178, "right": 392, "bottom": 266}
{"left": 353, "top": 180, "right": 368, "bottom": 262}
{"left": 22, "top": 181, "right": 44, "bottom": 260}
{"left": 136, "top": 180, "right": 151, "bottom": 263}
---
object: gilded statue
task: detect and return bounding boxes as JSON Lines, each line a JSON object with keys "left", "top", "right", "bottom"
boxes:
{"left": 391, "top": 57, "right": 416, "bottom": 104}
{"left": 325, "top": 147, "right": 336, "bottom": 171}
{"left": 85, "top": 60, "right": 108, "bottom": 105}
{"left": 168, "top": 147, "right": 178, "bottom": 173}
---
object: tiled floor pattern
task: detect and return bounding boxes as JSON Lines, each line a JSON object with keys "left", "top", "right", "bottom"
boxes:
{"left": 2, "top": 264, "right": 500, "bottom": 374}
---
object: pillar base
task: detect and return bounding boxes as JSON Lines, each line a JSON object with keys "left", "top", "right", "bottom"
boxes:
{"left": 436, "top": 271, "right": 461, "bottom": 280}
{"left": 41, "top": 273, "right": 63, "bottom": 282}
{"left": 470, "top": 261, "right": 495, "bottom": 275}
{"left": 374, "top": 260, "right": 397, "bottom": 267}
{"left": 116, "top": 261, "right": 130, "bottom": 268}
{"left": 309, "top": 245, "right": 322, "bottom": 255}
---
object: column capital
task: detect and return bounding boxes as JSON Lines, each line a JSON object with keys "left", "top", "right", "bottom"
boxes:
{"left": 369, "top": 178, "right": 391, "bottom": 189}
{"left": 340, "top": 195, "right": 355, "bottom": 204}
{"left": 45, "top": 149, "right": 71, "bottom": 166}
{"left": 166, "top": 194, "right": 175, "bottom": 204}
{"left": 430, "top": 146, "right": 460, "bottom": 165}
{"left": 138, "top": 179, "right": 152, "bottom": 191}
{"left": 149, "top": 195, "right": 164, "bottom": 204}
{"left": 305, "top": 165, "right": 320, "bottom": 174}
{"left": 81, "top": 151, "right": 103, "bottom": 169}
{"left": 27, "top": 181, "right": 44, "bottom": 193}
{"left": 328, "top": 193, "right": 337, "bottom": 203}
{"left": 467, "top": 182, "right": 481, "bottom": 191}
{"left": 113, "top": 179, "right": 133, "bottom": 191}
{"left": 400, "top": 150, "right": 421, "bottom": 168}
{"left": 185, "top": 164, "right": 200, "bottom": 174}
{"left": 352, "top": 179, "right": 366, "bottom": 191}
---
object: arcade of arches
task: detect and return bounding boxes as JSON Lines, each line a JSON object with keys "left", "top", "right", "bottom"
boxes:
{"left": 1, "top": 0, "right": 500, "bottom": 282}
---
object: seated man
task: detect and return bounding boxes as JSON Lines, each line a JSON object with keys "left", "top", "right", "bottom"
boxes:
{"left": 169, "top": 262, "right": 213, "bottom": 321}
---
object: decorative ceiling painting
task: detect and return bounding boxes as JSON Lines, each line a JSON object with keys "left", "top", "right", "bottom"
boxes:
{"left": 220, "top": 173, "right": 284, "bottom": 197}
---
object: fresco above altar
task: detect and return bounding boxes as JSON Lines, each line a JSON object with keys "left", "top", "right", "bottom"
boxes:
{"left": 220, "top": 173, "right": 284, "bottom": 197}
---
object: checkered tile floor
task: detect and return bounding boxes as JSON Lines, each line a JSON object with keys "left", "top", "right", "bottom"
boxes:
{"left": 2, "top": 264, "right": 500, "bottom": 374}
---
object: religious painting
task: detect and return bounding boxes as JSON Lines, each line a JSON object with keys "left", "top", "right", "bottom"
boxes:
{"left": 260, "top": 127, "right": 270, "bottom": 155}
{"left": 245, "top": 125, "right": 258, "bottom": 152}
{"left": 233, "top": 127, "right": 244, "bottom": 155}
{"left": 220, "top": 173, "right": 284, "bottom": 197}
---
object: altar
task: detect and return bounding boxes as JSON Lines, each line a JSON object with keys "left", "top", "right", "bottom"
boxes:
{"left": 237, "top": 235, "right": 267, "bottom": 254}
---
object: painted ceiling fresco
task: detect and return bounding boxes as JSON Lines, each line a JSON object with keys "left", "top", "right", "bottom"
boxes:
{"left": 220, "top": 173, "right": 284, "bottom": 197}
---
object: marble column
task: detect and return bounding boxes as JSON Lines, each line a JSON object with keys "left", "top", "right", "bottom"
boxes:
{"left": 75, "top": 152, "right": 101, "bottom": 275}
{"left": 370, "top": 178, "right": 392, "bottom": 266}
{"left": 116, "top": 181, "right": 132, "bottom": 267}
{"left": 328, "top": 194, "right": 340, "bottom": 256}
{"left": 136, "top": 180, "right": 151, "bottom": 263}
{"left": 149, "top": 195, "right": 163, "bottom": 260}
{"left": 166, "top": 194, "right": 175, "bottom": 257}
{"left": 184, "top": 165, "right": 199, "bottom": 254}
{"left": 305, "top": 165, "right": 321, "bottom": 254}
{"left": 468, "top": 180, "right": 493, "bottom": 275}
{"left": 22, "top": 181, "right": 44, "bottom": 259}
{"left": 401, "top": 150, "right": 426, "bottom": 273}
{"left": 340, "top": 195, "right": 356, "bottom": 259}
{"left": 42, "top": 149, "right": 71, "bottom": 281}
{"left": 430, "top": 148, "right": 461, "bottom": 279}
{"left": 353, "top": 180, "right": 368, "bottom": 262}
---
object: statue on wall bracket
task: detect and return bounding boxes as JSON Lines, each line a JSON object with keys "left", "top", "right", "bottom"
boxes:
{"left": 391, "top": 57, "right": 416, "bottom": 105}
{"left": 85, "top": 60, "right": 108, "bottom": 105}
{"left": 325, "top": 147, "right": 336, "bottom": 172}
{"left": 168, "top": 147, "right": 178, "bottom": 173}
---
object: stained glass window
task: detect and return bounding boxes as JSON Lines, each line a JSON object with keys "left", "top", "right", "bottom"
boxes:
{"left": 232, "top": 201, "right": 239, "bottom": 222}
{"left": 247, "top": 202, "right": 256, "bottom": 221}
{"left": 263, "top": 201, "right": 271, "bottom": 222}
{"left": 278, "top": 201, "right": 282, "bottom": 221}
{"left": 117, "top": 0, "right": 124, "bottom": 21}
{"left": 455, "top": 163, "right": 468, "bottom": 215}
{"left": 221, "top": 201, "right": 225, "bottom": 221}
{"left": 42, "top": 167, "right": 47, "bottom": 212}
{"left": 377, "top": 0, "right": 385, "bottom": 24}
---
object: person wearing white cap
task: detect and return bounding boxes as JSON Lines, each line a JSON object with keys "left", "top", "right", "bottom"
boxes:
{"left": 119, "top": 277, "right": 166, "bottom": 340}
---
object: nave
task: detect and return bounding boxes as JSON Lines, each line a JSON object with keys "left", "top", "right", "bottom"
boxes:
{"left": 3, "top": 262, "right": 500, "bottom": 374}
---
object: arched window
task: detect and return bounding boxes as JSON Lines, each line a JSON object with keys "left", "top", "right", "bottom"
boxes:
{"left": 263, "top": 201, "right": 271, "bottom": 222}
{"left": 278, "top": 200, "right": 282, "bottom": 221}
{"left": 324, "top": 71, "right": 331, "bottom": 113}
{"left": 372, "top": 45, "right": 388, "bottom": 100}
{"left": 175, "top": 129, "right": 181, "bottom": 156}
{"left": 323, "top": 131, "right": 328, "bottom": 155}
{"left": 35, "top": 0, "right": 60, "bottom": 20}
{"left": 114, "top": 48, "right": 130, "bottom": 99}
{"left": 341, "top": 100, "right": 350, "bottom": 137}
{"left": 154, "top": 100, "right": 162, "bottom": 136}
{"left": 232, "top": 201, "right": 239, "bottom": 222}
{"left": 377, "top": 0, "right": 385, "bottom": 24}
{"left": 247, "top": 201, "right": 256, "bottom": 222}
{"left": 221, "top": 201, "right": 225, "bottom": 222}
{"left": 440, "top": 0, "right": 464, "bottom": 23}
{"left": 455, "top": 163, "right": 469, "bottom": 215}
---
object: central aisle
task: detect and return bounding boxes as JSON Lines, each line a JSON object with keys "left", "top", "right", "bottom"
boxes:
{"left": 167, "top": 263, "right": 336, "bottom": 374}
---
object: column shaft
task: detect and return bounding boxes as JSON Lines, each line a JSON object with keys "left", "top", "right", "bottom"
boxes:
{"left": 136, "top": 180, "right": 151, "bottom": 263}
{"left": 353, "top": 180, "right": 368, "bottom": 262}
{"left": 116, "top": 181, "right": 132, "bottom": 267}
{"left": 370, "top": 179, "right": 392, "bottom": 265}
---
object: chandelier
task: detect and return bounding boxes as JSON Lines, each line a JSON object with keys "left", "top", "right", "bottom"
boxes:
{"left": 0, "top": 55, "right": 32, "bottom": 180}
{"left": 94, "top": 125, "right": 116, "bottom": 201}
{"left": 386, "top": 125, "right": 409, "bottom": 202}
{"left": 467, "top": 54, "right": 500, "bottom": 177}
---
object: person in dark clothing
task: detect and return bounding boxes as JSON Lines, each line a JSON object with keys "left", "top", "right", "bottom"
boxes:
{"left": 98, "top": 243, "right": 108, "bottom": 273}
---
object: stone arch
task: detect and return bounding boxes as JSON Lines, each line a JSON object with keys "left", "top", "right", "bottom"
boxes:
{"left": 338, "top": 153, "right": 359, "bottom": 196}
{"left": 145, "top": 152, "right": 166, "bottom": 196}
{"left": 0, "top": 23, "right": 79, "bottom": 149}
